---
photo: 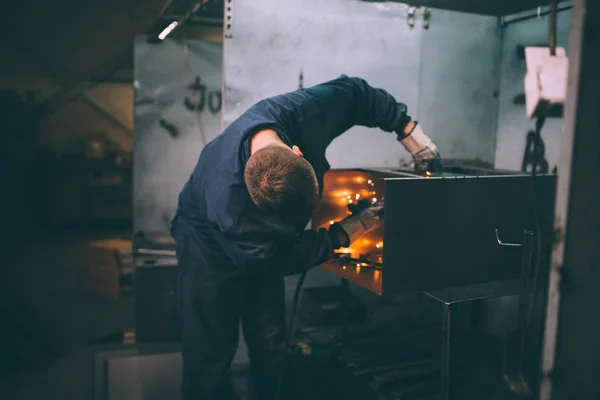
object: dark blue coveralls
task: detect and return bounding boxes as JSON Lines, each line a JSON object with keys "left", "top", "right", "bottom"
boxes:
{"left": 170, "top": 75, "right": 411, "bottom": 399}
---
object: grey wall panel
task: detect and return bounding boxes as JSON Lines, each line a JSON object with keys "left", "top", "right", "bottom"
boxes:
{"left": 224, "top": 0, "right": 423, "bottom": 169}
{"left": 134, "top": 37, "right": 223, "bottom": 233}
{"left": 494, "top": 10, "right": 572, "bottom": 172}
{"left": 224, "top": 1, "right": 503, "bottom": 167}
{"left": 418, "top": 9, "right": 501, "bottom": 163}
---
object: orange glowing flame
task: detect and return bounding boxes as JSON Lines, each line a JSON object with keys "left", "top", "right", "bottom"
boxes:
{"left": 334, "top": 248, "right": 352, "bottom": 254}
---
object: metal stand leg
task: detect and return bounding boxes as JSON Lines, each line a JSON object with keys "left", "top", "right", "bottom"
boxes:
{"left": 441, "top": 304, "right": 452, "bottom": 400}
{"left": 503, "top": 230, "right": 535, "bottom": 399}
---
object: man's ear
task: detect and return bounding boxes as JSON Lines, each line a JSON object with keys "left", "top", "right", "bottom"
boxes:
{"left": 292, "top": 145, "right": 304, "bottom": 158}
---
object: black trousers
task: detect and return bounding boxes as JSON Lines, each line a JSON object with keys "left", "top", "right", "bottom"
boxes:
{"left": 173, "top": 218, "right": 286, "bottom": 400}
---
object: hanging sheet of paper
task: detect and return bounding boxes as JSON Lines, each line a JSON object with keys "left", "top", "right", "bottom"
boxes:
{"left": 524, "top": 46, "right": 568, "bottom": 118}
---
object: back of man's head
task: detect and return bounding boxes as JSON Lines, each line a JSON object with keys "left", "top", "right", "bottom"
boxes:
{"left": 244, "top": 145, "right": 319, "bottom": 216}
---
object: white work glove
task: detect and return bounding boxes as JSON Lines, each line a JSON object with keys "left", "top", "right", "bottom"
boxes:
{"left": 336, "top": 202, "right": 384, "bottom": 247}
{"left": 398, "top": 122, "right": 442, "bottom": 174}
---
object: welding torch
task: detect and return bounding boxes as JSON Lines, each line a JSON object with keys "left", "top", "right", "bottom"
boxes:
{"left": 333, "top": 196, "right": 385, "bottom": 249}
{"left": 347, "top": 197, "right": 385, "bottom": 218}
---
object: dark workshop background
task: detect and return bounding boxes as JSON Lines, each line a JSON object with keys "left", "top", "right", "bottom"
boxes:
{"left": 0, "top": 0, "right": 223, "bottom": 398}
{"left": 0, "top": 0, "right": 574, "bottom": 399}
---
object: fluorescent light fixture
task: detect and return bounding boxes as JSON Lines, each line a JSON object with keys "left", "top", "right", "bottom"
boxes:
{"left": 158, "top": 21, "right": 179, "bottom": 40}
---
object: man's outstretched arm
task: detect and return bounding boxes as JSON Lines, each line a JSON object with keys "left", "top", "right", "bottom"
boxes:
{"left": 277, "top": 74, "right": 443, "bottom": 173}
{"left": 302, "top": 74, "right": 414, "bottom": 137}
{"left": 221, "top": 224, "right": 342, "bottom": 276}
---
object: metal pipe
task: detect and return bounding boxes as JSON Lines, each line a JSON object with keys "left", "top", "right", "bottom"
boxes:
{"left": 171, "top": 15, "right": 224, "bottom": 26}
{"left": 549, "top": 0, "right": 558, "bottom": 55}
{"left": 501, "top": 2, "right": 572, "bottom": 26}
{"left": 177, "top": 0, "right": 214, "bottom": 27}
{"left": 157, "top": 0, "right": 175, "bottom": 20}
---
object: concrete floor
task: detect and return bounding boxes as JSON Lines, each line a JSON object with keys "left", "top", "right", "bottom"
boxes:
{"left": 0, "top": 230, "right": 134, "bottom": 400}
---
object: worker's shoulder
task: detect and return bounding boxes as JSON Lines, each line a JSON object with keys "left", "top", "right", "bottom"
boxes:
{"left": 192, "top": 153, "right": 248, "bottom": 233}
{"left": 194, "top": 179, "right": 249, "bottom": 235}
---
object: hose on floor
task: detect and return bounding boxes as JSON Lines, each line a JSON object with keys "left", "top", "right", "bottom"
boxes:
{"left": 274, "top": 270, "right": 308, "bottom": 400}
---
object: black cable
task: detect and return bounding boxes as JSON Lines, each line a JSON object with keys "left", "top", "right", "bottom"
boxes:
{"left": 275, "top": 270, "right": 308, "bottom": 400}
{"left": 523, "top": 114, "right": 546, "bottom": 342}
{"left": 520, "top": 0, "right": 557, "bottom": 350}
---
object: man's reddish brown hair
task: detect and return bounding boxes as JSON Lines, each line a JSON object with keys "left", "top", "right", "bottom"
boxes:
{"left": 244, "top": 145, "right": 319, "bottom": 215}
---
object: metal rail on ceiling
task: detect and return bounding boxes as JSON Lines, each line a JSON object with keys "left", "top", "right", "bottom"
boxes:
{"left": 501, "top": 1, "right": 572, "bottom": 26}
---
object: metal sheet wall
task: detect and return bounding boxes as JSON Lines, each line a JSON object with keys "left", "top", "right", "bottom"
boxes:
{"left": 133, "top": 37, "right": 223, "bottom": 234}
{"left": 224, "top": 0, "right": 501, "bottom": 167}
{"left": 223, "top": 0, "right": 423, "bottom": 169}
{"left": 418, "top": 9, "right": 501, "bottom": 163}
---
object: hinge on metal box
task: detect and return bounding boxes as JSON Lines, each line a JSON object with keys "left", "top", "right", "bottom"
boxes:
{"left": 422, "top": 8, "right": 431, "bottom": 30}
{"left": 407, "top": 5, "right": 417, "bottom": 29}
{"left": 407, "top": 6, "right": 431, "bottom": 30}
{"left": 224, "top": 0, "right": 233, "bottom": 38}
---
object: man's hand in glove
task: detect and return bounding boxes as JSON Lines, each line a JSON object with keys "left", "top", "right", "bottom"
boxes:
{"left": 334, "top": 202, "right": 384, "bottom": 248}
{"left": 397, "top": 120, "right": 443, "bottom": 175}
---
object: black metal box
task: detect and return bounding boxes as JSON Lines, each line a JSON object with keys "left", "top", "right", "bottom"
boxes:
{"left": 382, "top": 174, "right": 556, "bottom": 295}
